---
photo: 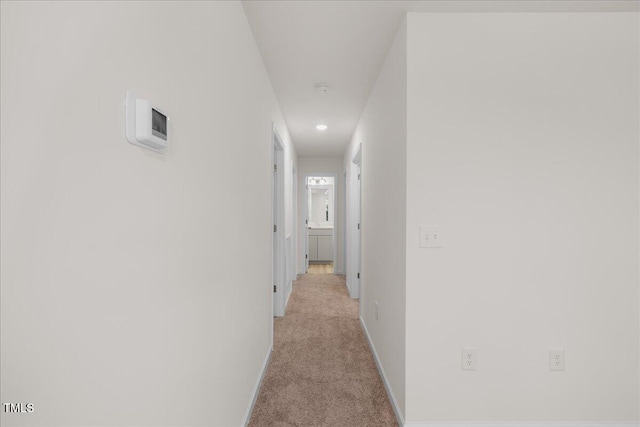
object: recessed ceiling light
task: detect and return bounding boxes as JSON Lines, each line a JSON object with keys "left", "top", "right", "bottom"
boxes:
{"left": 316, "top": 124, "right": 327, "bottom": 131}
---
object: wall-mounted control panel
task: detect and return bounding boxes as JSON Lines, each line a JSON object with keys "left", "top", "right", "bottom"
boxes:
{"left": 125, "top": 91, "right": 168, "bottom": 153}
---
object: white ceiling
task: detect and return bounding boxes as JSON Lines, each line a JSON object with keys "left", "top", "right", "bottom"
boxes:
{"left": 242, "top": 0, "right": 638, "bottom": 158}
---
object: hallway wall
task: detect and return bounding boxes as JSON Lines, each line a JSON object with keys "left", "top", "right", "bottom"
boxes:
{"left": 405, "top": 11, "right": 639, "bottom": 423}
{"left": 296, "top": 157, "right": 345, "bottom": 275}
{"left": 0, "top": 2, "right": 295, "bottom": 426}
{"left": 344, "top": 19, "right": 407, "bottom": 420}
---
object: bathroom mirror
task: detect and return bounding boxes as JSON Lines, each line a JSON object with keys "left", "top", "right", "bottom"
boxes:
{"left": 307, "top": 176, "right": 334, "bottom": 227}
{"left": 310, "top": 189, "right": 329, "bottom": 223}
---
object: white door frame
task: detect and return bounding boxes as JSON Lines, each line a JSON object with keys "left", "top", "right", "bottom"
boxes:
{"left": 304, "top": 174, "right": 337, "bottom": 270}
{"left": 348, "top": 145, "right": 362, "bottom": 299}
{"left": 305, "top": 182, "right": 310, "bottom": 272}
{"left": 292, "top": 166, "right": 298, "bottom": 282}
{"left": 343, "top": 170, "right": 347, "bottom": 277}
{"left": 272, "top": 126, "right": 286, "bottom": 317}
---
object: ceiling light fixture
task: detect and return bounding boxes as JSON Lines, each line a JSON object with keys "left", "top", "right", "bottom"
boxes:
{"left": 316, "top": 124, "right": 327, "bottom": 131}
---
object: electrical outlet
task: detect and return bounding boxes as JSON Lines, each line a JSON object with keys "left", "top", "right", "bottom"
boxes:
{"left": 462, "top": 348, "right": 477, "bottom": 370}
{"left": 419, "top": 225, "right": 443, "bottom": 248}
{"left": 374, "top": 301, "right": 379, "bottom": 320}
{"left": 549, "top": 349, "right": 565, "bottom": 371}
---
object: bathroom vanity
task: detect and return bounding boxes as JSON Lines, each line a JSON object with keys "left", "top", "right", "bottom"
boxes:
{"left": 308, "top": 228, "right": 332, "bottom": 262}
{"left": 306, "top": 178, "right": 334, "bottom": 264}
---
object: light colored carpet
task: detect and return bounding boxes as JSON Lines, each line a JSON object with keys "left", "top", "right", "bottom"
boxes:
{"left": 249, "top": 273, "right": 398, "bottom": 427}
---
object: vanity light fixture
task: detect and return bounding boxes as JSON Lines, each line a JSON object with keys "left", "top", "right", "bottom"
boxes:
{"left": 316, "top": 124, "right": 328, "bottom": 131}
{"left": 309, "top": 177, "right": 327, "bottom": 185}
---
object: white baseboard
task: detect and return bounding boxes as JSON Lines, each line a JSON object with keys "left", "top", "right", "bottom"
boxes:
{"left": 405, "top": 424, "right": 639, "bottom": 427}
{"left": 285, "top": 284, "right": 292, "bottom": 309}
{"left": 346, "top": 281, "right": 359, "bottom": 299}
{"left": 359, "top": 316, "right": 405, "bottom": 427}
{"left": 242, "top": 344, "right": 272, "bottom": 427}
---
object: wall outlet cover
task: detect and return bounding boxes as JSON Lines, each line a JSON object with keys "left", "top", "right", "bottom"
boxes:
{"left": 419, "top": 225, "right": 443, "bottom": 248}
{"left": 462, "top": 348, "right": 477, "bottom": 370}
{"left": 549, "top": 349, "right": 565, "bottom": 371}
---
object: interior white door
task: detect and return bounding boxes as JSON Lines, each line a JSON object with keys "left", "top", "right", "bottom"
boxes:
{"left": 349, "top": 145, "right": 362, "bottom": 299}
{"left": 355, "top": 164, "right": 361, "bottom": 292}
{"left": 272, "top": 127, "right": 285, "bottom": 317}
{"left": 305, "top": 180, "right": 312, "bottom": 271}
{"left": 272, "top": 144, "right": 278, "bottom": 314}
{"left": 292, "top": 168, "right": 297, "bottom": 282}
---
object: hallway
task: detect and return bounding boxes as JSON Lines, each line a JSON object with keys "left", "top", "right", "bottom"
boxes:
{"left": 249, "top": 273, "right": 397, "bottom": 427}
{"left": 1, "top": 2, "right": 638, "bottom": 426}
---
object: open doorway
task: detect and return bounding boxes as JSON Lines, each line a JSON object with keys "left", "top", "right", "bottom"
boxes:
{"left": 306, "top": 176, "right": 335, "bottom": 274}
{"left": 347, "top": 145, "right": 361, "bottom": 298}
{"left": 272, "top": 127, "right": 286, "bottom": 317}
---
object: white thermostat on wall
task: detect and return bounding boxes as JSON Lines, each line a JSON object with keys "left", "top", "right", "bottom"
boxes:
{"left": 125, "top": 91, "right": 168, "bottom": 153}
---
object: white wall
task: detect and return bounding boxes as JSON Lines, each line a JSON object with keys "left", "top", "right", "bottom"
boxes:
{"left": 405, "top": 11, "right": 639, "bottom": 423}
{"left": 0, "top": 2, "right": 295, "bottom": 426}
{"left": 296, "top": 157, "right": 345, "bottom": 274}
{"left": 344, "top": 19, "right": 407, "bottom": 420}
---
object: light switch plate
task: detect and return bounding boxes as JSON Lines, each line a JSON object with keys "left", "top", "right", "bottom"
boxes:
{"left": 419, "top": 225, "right": 442, "bottom": 248}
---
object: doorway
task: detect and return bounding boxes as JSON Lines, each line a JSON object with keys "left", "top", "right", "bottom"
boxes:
{"left": 305, "top": 175, "right": 336, "bottom": 274}
{"left": 272, "top": 127, "right": 286, "bottom": 317}
{"left": 347, "top": 145, "right": 361, "bottom": 298}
